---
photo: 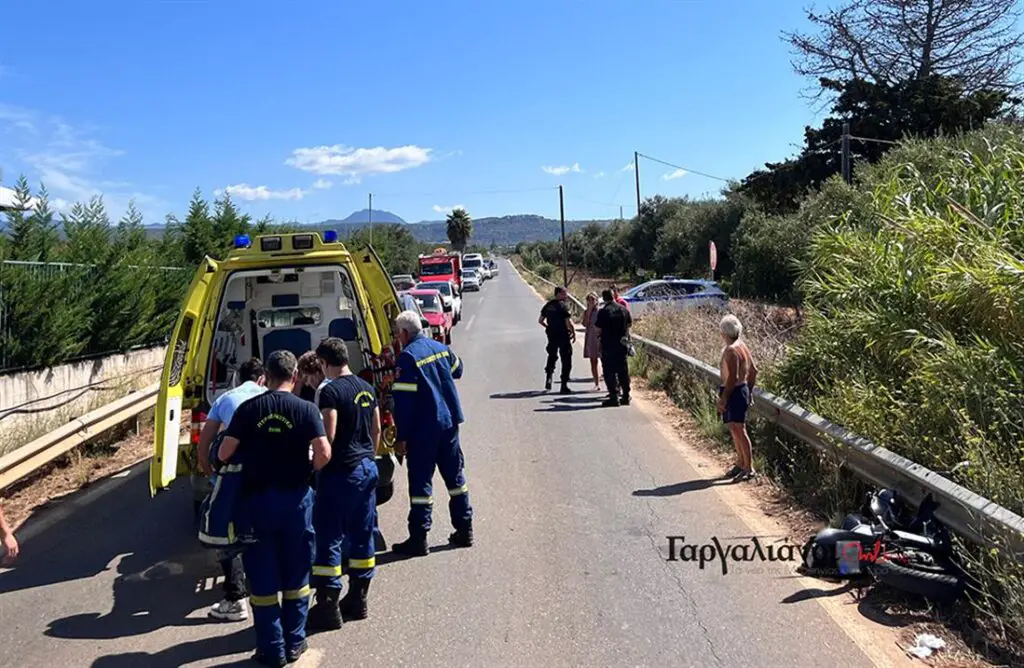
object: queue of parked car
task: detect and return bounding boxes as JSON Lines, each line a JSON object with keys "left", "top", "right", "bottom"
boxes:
{"left": 390, "top": 255, "right": 499, "bottom": 345}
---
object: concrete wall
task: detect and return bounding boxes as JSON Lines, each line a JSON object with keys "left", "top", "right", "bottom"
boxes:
{"left": 0, "top": 347, "right": 166, "bottom": 455}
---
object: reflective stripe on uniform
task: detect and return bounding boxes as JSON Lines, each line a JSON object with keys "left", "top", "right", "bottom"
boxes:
{"left": 198, "top": 531, "right": 232, "bottom": 546}
{"left": 392, "top": 382, "right": 418, "bottom": 392}
{"left": 416, "top": 352, "right": 447, "bottom": 367}
{"left": 348, "top": 556, "right": 376, "bottom": 569}
{"left": 219, "top": 463, "right": 243, "bottom": 473}
{"left": 410, "top": 496, "right": 433, "bottom": 505}
{"left": 312, "top": 565, "right": 342, "bottom": 577}
{"left": 450, "top": 355, "right": 461, "bottom": 372}
{"left": 282, "top": 585, "right": 312, "bottom": 600}
{"left": 448, "top": 484, "right": 468, "bottom": 497}
{"left": 250, "top": 593, "right": 279, "bottom": 607}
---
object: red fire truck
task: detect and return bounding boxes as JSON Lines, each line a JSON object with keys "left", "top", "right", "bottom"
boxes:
{"left": 417, "top": 247, "right": 462, "bottom": 292}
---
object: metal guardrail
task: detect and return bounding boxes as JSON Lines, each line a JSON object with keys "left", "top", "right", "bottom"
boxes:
{"left": 515, "top": 261, "right": 1024, "bottom": 556}
{"left": 0, "top": 383, "right": 159, "bottom": 491}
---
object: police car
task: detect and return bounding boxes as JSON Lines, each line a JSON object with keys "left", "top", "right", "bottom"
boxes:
{"left": 152, "top": 231, "right": 403, "bottom": 510}
{"left": 621, "top": 276, "right": 728, "bottom": 318}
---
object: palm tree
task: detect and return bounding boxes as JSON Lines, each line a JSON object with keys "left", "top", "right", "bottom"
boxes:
{"left": 446, "top": 208, "right": 473, "bottom": 251}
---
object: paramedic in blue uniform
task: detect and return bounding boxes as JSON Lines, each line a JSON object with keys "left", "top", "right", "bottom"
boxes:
{"left": 307, "top": 337, "right": 381, "bottom": 630}
{"left": 390, "top": 310, "right": 473, "bottom": 556}
{"left": 196, "top": 357, "right": 267, "bottom": 622}
{"left": 218, "top": 350, "right": 331, "bottom": 667}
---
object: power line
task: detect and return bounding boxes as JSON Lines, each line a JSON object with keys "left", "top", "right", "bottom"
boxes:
{"left": 850, "top": 135, "right": 901, "bottom": 146}
{"left": 636, "top": 152, "right": 731, "bottom": 183}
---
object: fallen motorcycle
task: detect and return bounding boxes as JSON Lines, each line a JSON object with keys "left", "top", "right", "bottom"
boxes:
{"left": 801, "top": 463, "right": 969, "bottom": 603}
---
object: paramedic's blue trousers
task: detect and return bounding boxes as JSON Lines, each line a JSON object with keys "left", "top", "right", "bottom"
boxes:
{"left": 312, "top": 457, "right": 379, "bottom": 588}
{"left": 242, "top": 487, "right": 315, "bottom": 658}
{"left": 407, "top": 426, "right": 473, "bottom": 535}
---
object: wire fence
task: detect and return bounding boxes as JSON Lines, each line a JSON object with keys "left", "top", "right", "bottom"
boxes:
{"left": 0, "top": 260, "right": 190, "bottom": 374}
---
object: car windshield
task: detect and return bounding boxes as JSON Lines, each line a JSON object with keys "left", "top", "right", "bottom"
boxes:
{"left": 462, "top": 271, "right": 476, "bottom": 278}
{"left": 415, "top": 294, "right": 441, "bottom": 311}
{"left": 419, "top": 282, "right": 451, "bottom": 296}
{"left": 463, "top": 258, "right": 482, "bottom": 268}
{"left": 420, "top": 262, "right": 453, "bottom": 276}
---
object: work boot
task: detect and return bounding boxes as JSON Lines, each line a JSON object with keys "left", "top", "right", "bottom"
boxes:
{"left": 307, "top": 587, "right": 342, "bottom": 631}
{"left": 392, "top": 533, "right": 429, "bottom": 557}
{"left": 621, "top": 394, "right": 631, "bottom": 406}
{"left": 449, "top": 524, "right": 474, "bottom": 548}
{"left": 251, "top": 650, "right": 287, "bottom": 667}
{"left": 286, "top": 640, "right": 308, "bottom": 663}
{"left": 559, "top": 383, "right": 571, "bottom": 395}
{"left": 340, "top": 577, "right": 371, "bottom": 621}
{"left": 544, "top": 373, "right": 553, "bottom": 391}
{"left": 602, "top": 396, "right": 620, "bottom": 407}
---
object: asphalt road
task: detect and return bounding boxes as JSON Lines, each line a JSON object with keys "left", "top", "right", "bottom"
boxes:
{"left": 0, "top": 259, "right": 877, "bottom": 667}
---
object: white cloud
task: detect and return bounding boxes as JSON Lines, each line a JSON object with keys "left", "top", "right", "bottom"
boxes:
{"left": 619, "top": 162, "right": 635, "bottom": 172}
{"left": 661, "top": 168, "right": 687, "bottom": 181}
{"left": 0, "top": 105, "right": 166, "bottom": 221}
{"left": 218, "top": 183, "right": 308, "bottom": 201}
{"left": 594, "top": 171, "right": 606, "bottom": 179}
{"left": 432, "top": 204, "right": 465, "bottom": 214}
{"left": 285, "top": 144, "right": 433, "bottom": 178}
{"left": 541, "top": 162, "right": 583, "bottom": 176}
{"left": 311, "top": 178, "right": 333, "bottom": 190}
{"left": 0, "top": 185, "right": 41, "bottom": 211}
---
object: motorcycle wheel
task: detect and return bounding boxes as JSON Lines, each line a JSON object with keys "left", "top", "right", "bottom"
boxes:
{"left": 869, "top": 552, "right": 965, "bottom": 602}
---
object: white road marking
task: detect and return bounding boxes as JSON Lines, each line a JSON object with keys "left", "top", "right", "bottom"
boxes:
{"left": 465, "top": 314, "right": 477, "bottom": 331}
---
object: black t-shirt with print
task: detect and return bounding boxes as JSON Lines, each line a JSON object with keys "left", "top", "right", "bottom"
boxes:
{"left": 595, "top": 301, "right": 632, "bottom": 353}
{"left": 225, "top": 390, "right": 326, "bottom": 494}
{"left": 541, "top": 299, "right": 572, "bottom": 341}
{"left": 318, "top": 375, "right": 378, "bottom": 471}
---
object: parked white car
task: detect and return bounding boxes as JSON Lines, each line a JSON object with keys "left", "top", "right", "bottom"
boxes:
{"left": 415, "top": 279, "right": 462, "bottom": 323}
{"left": 461, "top": 268, "right": 481, "bottom": 291}
{"left": 462, "top": 253, "right": 487, "bottom": 280}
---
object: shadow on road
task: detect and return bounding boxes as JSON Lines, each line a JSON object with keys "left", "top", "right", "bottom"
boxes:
{"left": 376, "top": 542, "right": 461, "bottom": 567}
{"left": 489, "top": 390, "right": 548, "bottom": 400}
{"left": 633, "top": 478, "right": 733, "bottom": 496}
{"left": 89, "top": 627, "right": 253, "bottom": 668}
{"left": 533, "top": 397, "right": 604, "bottom": 413}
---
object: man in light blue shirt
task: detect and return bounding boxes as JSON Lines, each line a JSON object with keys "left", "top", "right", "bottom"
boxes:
{"left": 197, "top": 358, "right": 267, "bottom": 622}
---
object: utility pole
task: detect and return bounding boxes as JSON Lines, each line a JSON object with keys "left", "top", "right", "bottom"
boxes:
{"left": 559, "top": 185, "right": 568, "bottom": 288}
{"left": 619, "top": 205, "right": 623, "bottom": 221}
{"left": 634, "top": 151, "right": 642, "bottom": 220}
{"left": 841, "top": 122, "right": 852, "bottom": 184}
{"left": 368, "top": 193, "right": 374, "bottom": 245}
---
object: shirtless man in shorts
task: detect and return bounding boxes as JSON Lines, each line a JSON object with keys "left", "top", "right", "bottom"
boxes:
{"left": 717, "top": 314, "right": 758, "bottom": 481}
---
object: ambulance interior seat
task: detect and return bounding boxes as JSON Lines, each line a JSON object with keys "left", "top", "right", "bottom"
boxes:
{"left": 329, "top": 317, "right": 364, "bottom": 371}
{"left": 262, "top": 329, "right": 312, "bottom": 359}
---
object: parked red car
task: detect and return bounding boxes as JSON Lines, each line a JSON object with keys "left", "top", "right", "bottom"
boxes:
{"left": 408, "top": 288, "right": 453, "bottom": 344}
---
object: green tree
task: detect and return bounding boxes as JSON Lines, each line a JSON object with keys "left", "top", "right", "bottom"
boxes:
{"left": 739, "top": 75, "right": 1014, "bottom": 214}
{"left": 115, "top": 199, "right": 147, "bottom": 253}
{"left": 212, "top": 193, "right": 251, "bottom": 246}
{"left": 446, "top": 208, "right": 473, "bottom": 251}
{"left": 182, "top": 187, "right": 216, "bottom": 265}
{"left": 4, "top": 175, "right": 37, "bottom": 260}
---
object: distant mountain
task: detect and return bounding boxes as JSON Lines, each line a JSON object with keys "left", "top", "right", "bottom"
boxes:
{"left": 337, "top": 208, "right": 406, "bottom": 225}
{"left": 137, "top": 211, "right": 617, "bottom": 245}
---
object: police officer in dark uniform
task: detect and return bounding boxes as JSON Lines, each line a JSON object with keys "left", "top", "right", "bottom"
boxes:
{"left": 390, "top": 310, "right": 473, "bottom": 556}
{"left": 539, "top": 286, "right": 575, "bottom": 394}
{"left": 218, "top": 350, "right": 331, "bottom": 667}
{"left": 307, "top": 337, "right": 381, "bottom": 630}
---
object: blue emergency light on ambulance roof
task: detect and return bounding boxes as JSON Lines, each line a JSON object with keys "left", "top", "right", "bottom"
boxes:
{"left": 234, "top": 234, "right": 251, "bottom": 249}
{"left": 323, "top": 230, "right": 338, "bottom": 243}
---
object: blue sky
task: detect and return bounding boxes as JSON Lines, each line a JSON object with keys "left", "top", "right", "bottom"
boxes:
{"left": 0, "top": 0, "right": 825, "bottom": 224}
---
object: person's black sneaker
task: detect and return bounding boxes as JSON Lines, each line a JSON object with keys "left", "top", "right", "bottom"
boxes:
{"left": 449, "top": 526, "right": 474, "bottom": 547}
{"left": 559, "top": 383, "right": 571, "bottom": 395}
{"left": 621, "top": 395, "right": 631, "bottom": 406}
{"left": 602, "top": 398, "right": 620, "bottom": 407}
{"left": 544, "top": 374, "right": 553, "bottom": 391}
{"left": 392, "top": 534, "right": 429, "bottom": 557}
{"left": 286, "top": 640, "right": 308, "bottom": 663}
{"left": 252, "top": 650, "right": 287, "bottom": 667}
{"left": 723, "top": 465, "right": 742, "bottom": 479}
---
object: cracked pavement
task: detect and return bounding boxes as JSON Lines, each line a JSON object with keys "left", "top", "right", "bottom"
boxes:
{"left": 0, "top": 260, "right": 876, "bottom": 667}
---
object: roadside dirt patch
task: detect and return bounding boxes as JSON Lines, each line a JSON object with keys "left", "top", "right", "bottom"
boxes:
{"left": 2, "top": 409, "right": 188, "bottom": 532}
